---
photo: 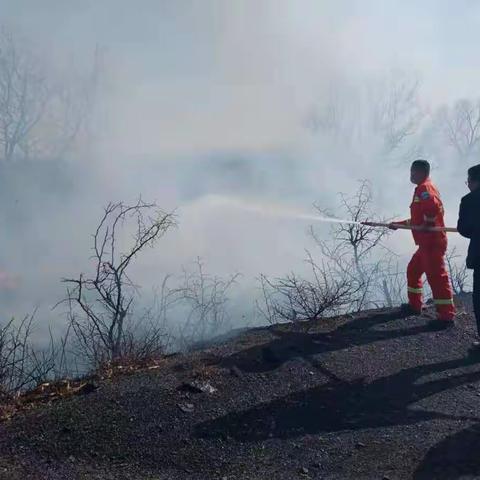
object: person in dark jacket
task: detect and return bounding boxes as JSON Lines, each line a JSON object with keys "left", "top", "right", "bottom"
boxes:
{"left": 457, "top": 164, "right": 480, "bottom": 346}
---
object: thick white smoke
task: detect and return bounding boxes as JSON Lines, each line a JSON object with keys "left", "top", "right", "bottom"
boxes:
{"left": 0, "top": 0, "right": 476, "bottom": 344}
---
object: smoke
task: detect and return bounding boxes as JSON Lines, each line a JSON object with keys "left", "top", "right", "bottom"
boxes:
{"left": 0, "top": 1, "right": 476, "bottom": 343}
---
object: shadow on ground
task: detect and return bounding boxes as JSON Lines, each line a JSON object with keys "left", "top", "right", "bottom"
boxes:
{"left": 196, "top": 354, "right": 480, "bottom": 441}
{"left": 414, "top": 422, "right": 480, "bottom": 479}
{"left": 218, "top": 309, "right": 434, "bottom": 374}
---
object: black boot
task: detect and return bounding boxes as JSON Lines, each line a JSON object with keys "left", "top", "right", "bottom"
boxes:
{"left": 468, "top": 341, "right": 480, "bottom": 358}
{"left": 427, "top": 319, "right": 455, "bottom": 331}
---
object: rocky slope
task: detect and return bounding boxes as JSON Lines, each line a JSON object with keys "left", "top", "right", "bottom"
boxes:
{"left": 0, "top": 296, "right": 479, "bottom": 479}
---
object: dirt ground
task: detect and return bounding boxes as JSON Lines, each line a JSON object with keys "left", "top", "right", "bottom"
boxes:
{"left": 1, "top": 296, "right": 480, "bottom": 479}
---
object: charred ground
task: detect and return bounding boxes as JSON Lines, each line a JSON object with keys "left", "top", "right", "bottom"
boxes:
{"left": 0, "top": 296, "right": 479, "bottom": 480}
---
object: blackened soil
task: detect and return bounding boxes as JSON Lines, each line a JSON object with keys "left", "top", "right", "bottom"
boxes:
{"left": 1, "top": 297, "right": 479, "bottom": 479}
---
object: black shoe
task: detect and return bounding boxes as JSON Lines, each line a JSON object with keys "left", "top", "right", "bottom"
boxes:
{"left": 427, "top": 319, "right": 455, "bottom": 331}
{"left": 399, "top": 303, "right": 422, "bottom": 317}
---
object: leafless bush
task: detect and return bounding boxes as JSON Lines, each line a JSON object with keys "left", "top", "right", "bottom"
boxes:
{"left": 446, "top": 246, "right": 471, "bottom": 295}
{"left": 257, "top": 252, "right": 359, "bottom": 328}
{"left": 0, "top": 314, "right": 68, "bottom": 398}
{"left": 61, "top": 200, "right": 176, "bottom": 369}
{"left": 174, "top": 258, "right": 240, "bottom": 350}
{"left": 378, "top": 257, "right": 407, "bottom": 307}
{"left": 311, "top": 180, "right": 395, "bottom": 310}
{"left": 116, "top": 278, "right": 178, "bottom": 362}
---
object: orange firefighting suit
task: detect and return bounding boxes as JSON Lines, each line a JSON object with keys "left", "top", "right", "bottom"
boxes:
{"left": 399, "top": 179, "right": 455, "bottom": 321}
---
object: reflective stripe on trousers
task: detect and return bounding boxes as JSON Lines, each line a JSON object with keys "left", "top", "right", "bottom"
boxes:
{"left": 434, "top": 298, "right": 455, "bottom": 306}
{"left": 407, "top": 287, "right": 423, "bottom": 294}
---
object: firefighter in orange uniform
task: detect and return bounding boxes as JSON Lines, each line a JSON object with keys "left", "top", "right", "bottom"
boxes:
{"left": 390, "top": 160, "right": 456, "bottom": 328}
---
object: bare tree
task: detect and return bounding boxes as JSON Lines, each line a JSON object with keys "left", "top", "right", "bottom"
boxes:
{"left": 306, "top": 72, "right": 423, "bottom": 155}
{"left": 370, "top": 73, "right": 423, "bottom": 153}
{"left": 0, "top": 26, "right": 99, "bottom": 162}
{"left": 311, "top": 180, "right": 399, "bottom": 310}
{"left": 61, "top": 200, "right": 176, "bottom": 367}
{"left": 31, "top": 45, "right": 101, "bottom": 160}
{"left": 257, "top": 252, "right": 359, "bottom": 329}
{"left": 0, "top": 28, "right": 49, "bottom": 162}
{"left": 437, "top": 99, "right": 480, "bottom": 160}
{"left": 313, "top": 181, "right": 391, "bottom": 283}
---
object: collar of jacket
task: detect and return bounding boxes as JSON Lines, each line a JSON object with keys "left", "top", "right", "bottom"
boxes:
{"left": 416, "top": 178, "right": 431, "bottom": 189}
{"left": 464, "top": 187, "right": 480, "bottom": 201}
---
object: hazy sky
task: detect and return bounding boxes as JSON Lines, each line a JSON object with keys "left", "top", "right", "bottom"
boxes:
{"left": 3, "top": 0, "right": 480, "bottom": 157}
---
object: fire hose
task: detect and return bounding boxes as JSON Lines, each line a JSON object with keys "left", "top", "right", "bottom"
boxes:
{"left": 362, "top": 221, "right": 458, "bottom": 233}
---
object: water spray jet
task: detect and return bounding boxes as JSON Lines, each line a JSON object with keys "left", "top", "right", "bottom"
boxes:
{"left": 186, "top": 195, "right": 457, "bottom": 232}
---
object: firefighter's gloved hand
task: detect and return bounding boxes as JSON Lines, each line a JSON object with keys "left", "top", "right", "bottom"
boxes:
{"left": 388, "top": 223, "right": 400, "bottom": 230}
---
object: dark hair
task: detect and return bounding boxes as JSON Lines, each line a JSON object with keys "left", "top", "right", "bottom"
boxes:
{"left": 468, "top": 164, "right": 480, "bottom": 183}
{"left": 411, "top": 159, "right": 430, "bottom": 175}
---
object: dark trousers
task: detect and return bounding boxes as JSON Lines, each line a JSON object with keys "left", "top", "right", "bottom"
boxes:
{"left": 474, "top": 269, "right": 480, "bottom": 335}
